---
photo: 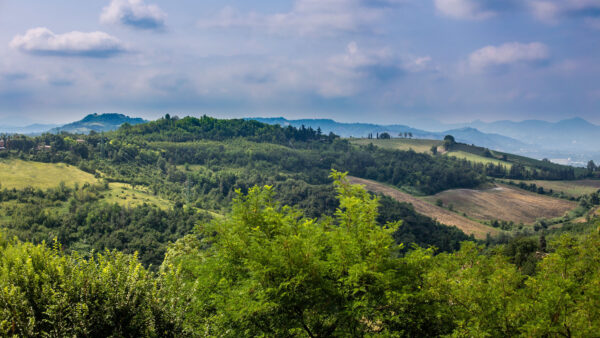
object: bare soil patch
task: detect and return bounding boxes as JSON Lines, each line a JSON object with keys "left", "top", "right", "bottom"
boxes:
{"left": 425, "top": 184, "right": 577, "bottom": 224}
{"left": 347, "top": 176, "right": 498, "bottom": 239}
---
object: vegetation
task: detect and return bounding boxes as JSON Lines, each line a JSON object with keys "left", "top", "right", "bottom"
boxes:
{"left": 0, "top": 159, "right": 97, "bottom": 189}
{"left": 2, "top": 173, "right": 600, "bottom": 336}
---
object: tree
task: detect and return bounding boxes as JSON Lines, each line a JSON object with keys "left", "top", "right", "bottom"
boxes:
{"left": 379, "top": 132, "right": 391, "bottom": 139}
{"left": 443, "top": 135, "right": 456, "bottom": 150}
{"left": 168, "top": 171, "right": 411, "bottom": 336}
{"left": 431, "top": 145, "right": 438, "bottom": 155}
{"left": 588, "top": 160, "right": 597, "bottom": 175}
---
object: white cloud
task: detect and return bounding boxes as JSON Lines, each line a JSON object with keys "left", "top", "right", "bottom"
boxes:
{"left": 10, "top": 27, "right": 126, "bottom": 58}
{"left": 529, "top": 0, "right": 600, "bottom": 27}
{"left": 200, "top": 0, "right": 405, "bottom": 36}
{"left": 101, "top": 0, "right": 166, "bottom": 30}
{"left": 434, "top": 0, "right": 516, "bottom": 20}
{"left": 469, "top": 42, "right": 549, "bottom": 71}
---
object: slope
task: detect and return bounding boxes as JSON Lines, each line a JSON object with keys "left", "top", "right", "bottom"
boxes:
{"left": 347, "top": 176, "right": 498, "bottom": 239}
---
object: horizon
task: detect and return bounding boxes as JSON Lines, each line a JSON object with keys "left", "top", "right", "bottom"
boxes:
{"left": 1, "top": 1, "right": 600, "bottom": 124}
{"left": 1, "top": 112, "right": 599, "bottom": 129}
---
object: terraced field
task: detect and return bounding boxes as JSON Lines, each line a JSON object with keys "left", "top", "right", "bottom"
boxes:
{"left": 347, "top": 176, "right": 498, "bottom": 239}
{"left": 0, "top": 159, "right": 97, "bottom": 189}
{"left": 425, "top": 184, "right": 577, "bottom": 224}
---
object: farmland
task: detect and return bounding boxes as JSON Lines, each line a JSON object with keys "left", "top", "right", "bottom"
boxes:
{"left": 347, "top": 176, "right": 499, "bottom": 239}
{"left": 424, "top": 184, "right": 577, "bottom": 224}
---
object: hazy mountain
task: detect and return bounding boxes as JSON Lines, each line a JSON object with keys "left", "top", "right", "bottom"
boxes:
{"left": 466, "top": 118, "right": 599, "bottom": 152}
{"left": 249, "top": 117, "right": 528, "bottom": 153}
{"left": 0, "top": 123, "right": 60, "bottom": 134}
{"left": 50, "top": 113, "right": 147, "bottom": 134}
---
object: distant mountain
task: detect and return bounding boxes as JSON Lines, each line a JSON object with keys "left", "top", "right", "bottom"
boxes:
{"left": 50, "top": 113, "right": 147, "bottom": 134}
{"left": 0, "top": 123, "right": 60, "bottom": 135}
{"left": 461, "top": 118, "right": 600, "bottom": 153}
{"left": 249, "top": 117, "right": 528, "bottom": 153}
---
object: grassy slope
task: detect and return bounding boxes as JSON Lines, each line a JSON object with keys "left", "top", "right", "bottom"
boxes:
{"left": 0, "top": 159, "right": 175, "bottom": 210}
{"left": 446, "top": 151, "right": 513, "bottom": 168}
{"left": 347, "top": 176, "right": 498, "bottom": 239}
{"left": 350, "top": 138, "right": 513, "bottom": 168}
{"left": 504, "top": 179, "right": 600, "bottom": 198}
{"left": 103, "top": 183, "right": 172, "bottom": 210}
{"left": 424, "top": 184, "right": 577, "bottom": 224}
{"left": 351, "top": 139, "right": 440, "bottom": 154}
{"left": 0, "top": 159, "right": 97, "bottom": 189}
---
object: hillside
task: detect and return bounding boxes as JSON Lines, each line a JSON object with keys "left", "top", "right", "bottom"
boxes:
{"left": 49, "top": 113, "right": 146, "bottom": 134}
{"left": 1, "top": 115, "right": 599, "bottom": 337}
{"left": 347, "top": 176, "right": 499, "bottom": 239}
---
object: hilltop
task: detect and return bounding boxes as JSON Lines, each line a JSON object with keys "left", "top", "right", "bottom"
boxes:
{"left": 49, "top": 113, "right": 146, "bottom": 134}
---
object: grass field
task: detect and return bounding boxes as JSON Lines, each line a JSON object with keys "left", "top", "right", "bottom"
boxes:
{"left": 505, "top": 179, "right": 600, "bottom": 197}
{"left": 446, "top": 151, "right": 513, "bottom": 168}
{"left": 350, "top": 138, "right": 514, "bottom": 168}
{"left": 0, "top": 159, "right": 97, "bottom": 189}
{"left": 347, "top": 176, "right": 499, "bottom": 239}
{"left": 424, "top": 184, "right": 577, "bottom": 224}
{"left": 103, "top": 183, "right": 172, "bottom": 210}
{"left": 351, "top": 139, "right": 441, "bottom": 154}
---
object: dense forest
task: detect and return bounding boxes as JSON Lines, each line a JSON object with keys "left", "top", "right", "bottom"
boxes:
{"left": 1, "top": 173, "right": 599, "bottom": 336}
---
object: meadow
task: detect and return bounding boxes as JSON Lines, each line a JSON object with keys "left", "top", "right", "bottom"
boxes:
{"left": 0, "top": 159, "right": 97, "bottom": 189}
{"left": 351, "top": 138, "right": 440, "bottom": 153}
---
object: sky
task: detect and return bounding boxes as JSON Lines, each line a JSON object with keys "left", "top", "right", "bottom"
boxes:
{"left": 1, "top": 0, "right": 600, "bottom": 125}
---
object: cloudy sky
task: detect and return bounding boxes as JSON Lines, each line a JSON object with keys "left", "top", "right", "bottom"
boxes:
{"left": 1, "top": 0, "right": 600, "bottom": 125}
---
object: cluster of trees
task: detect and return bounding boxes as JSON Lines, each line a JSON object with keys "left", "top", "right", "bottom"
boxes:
{"left": 0, "top": 183, "right": 207, "bottom": 267}
{"left": 2, "top": 174, "right": 600, "bottom": 336}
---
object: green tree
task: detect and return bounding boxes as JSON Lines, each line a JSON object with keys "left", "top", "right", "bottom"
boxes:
{"left": 166, "top": 171, "right": 414, "bottom": 336}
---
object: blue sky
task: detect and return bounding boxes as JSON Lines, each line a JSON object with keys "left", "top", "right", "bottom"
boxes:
{"left": 1, "top": 0, "right": 600, "bottom": 125}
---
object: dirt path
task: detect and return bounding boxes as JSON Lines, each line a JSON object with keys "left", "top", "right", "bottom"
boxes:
{"left": 347, "top": 176, "right": 499, "bottom": 239}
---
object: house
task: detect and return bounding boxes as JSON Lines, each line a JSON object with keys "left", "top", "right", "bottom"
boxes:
{"left": 76, "top": 139, "right": 85, "bottom": 143}
{"left": 37, "top": 145, "right": 52, "bottom": 151}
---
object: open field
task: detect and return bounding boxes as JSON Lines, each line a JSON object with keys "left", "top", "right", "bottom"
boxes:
{"left": 350, "top": 139, "right": 513, "bottom": 168}
{"left": 103, "top": 183, "right": 172, "bottom": 209}
{"left": 0, "top": 159, "right": 97, "bottom": 189}
{"left": 425, "top": 184, "right": 577, "bottom": 224}
{"left": 505, "top": 179, "right": 600, "bottom": 197}
{"left": 347, "top": 176, "right": 498, "bottom": 239}
{"left": 351, "top": 139, "right": 440, "bottom": 154}
{"left": 446, "top": 151, "right": 513, "bottom": 168}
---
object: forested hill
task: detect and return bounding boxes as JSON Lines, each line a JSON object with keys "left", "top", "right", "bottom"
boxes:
{"left": 119, "top": 114, "right": 334, "bottom": 143}
{"left": 0, "top": 115, "right": 486, "bottom": 266}
{"left": 2, "top": 115, "right": 600, "bottom": 336}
